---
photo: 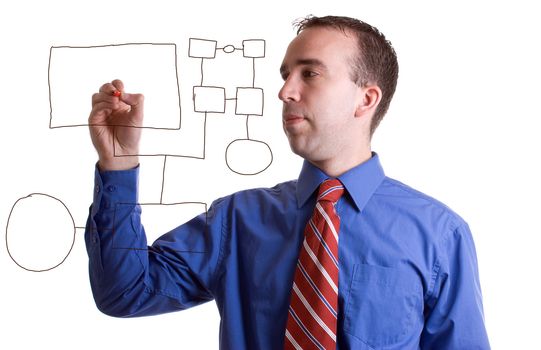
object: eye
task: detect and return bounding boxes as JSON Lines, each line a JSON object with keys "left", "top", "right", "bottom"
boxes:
{"left": 302, "top": 70, "right": 318, "bottom": 78}
{"left": 280, "top": 72, "right": 289, "bottom": 81}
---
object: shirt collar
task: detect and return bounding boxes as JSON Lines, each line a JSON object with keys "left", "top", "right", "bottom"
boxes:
{"left": 296, "top": 152, "right": 386, "bottom": 212}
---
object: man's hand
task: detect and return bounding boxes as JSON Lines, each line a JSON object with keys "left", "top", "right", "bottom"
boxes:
{"left": 88, "top": 79, "right": 144, "bottom": 171}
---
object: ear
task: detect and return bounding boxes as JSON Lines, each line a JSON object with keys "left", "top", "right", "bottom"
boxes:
{"left": 354, "top": 85, "right": 382, "bottom": 118}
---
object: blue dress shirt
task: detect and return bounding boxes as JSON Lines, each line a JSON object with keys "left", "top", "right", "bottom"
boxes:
{"left": 85, "top": 153, "right": 490, "bottom": 349}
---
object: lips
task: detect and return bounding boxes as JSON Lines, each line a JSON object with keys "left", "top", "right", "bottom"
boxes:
{"left": 283, "top": 113, "right": 305, "bottom": 125}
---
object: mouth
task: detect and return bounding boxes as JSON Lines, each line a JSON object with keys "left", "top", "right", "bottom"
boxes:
{"left": 283, "top": 114, "right": 305, "bottom": 126}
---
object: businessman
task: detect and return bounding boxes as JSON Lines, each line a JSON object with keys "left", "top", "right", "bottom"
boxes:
{"left": 86, "top": 15, "right": 490, "bottom": 349}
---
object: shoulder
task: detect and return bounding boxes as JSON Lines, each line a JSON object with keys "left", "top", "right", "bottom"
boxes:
{"left": 374, "top": 176, "right": 468, "bottom": 235}
{"left": 210, "top": 180, "right": 298, "bottom": 211}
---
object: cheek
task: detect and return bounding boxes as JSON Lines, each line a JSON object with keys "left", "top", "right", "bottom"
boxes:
{"left": 317, "top": 89, "right": 357, "bottom": 121}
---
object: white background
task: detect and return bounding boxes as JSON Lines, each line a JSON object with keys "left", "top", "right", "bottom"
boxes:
{"left": 1, "top": 0, "right": 540, "bottom": 348}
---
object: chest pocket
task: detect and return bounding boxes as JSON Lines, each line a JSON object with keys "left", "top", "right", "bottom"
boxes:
{"left": 344, "top": 264, "right": 423, "bottom": 348}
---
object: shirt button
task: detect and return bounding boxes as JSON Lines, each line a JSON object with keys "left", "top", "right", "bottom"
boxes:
{"left": 95, "top": 184, "right": 100, "bottom": 193}
{"left": 107, "top": 185, "right": 116, "bottom": 192}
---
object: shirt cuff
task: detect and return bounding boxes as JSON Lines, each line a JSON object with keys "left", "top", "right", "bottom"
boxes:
{"left": 92, "top": 164, "right": 139, "bottom": 216}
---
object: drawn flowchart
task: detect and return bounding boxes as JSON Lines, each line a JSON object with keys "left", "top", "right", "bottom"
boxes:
{"left": 6, "top": 37, "right": 272, "bottom": 271}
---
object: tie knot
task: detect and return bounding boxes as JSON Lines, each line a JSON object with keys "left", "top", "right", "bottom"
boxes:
{"left": 317, "top": 179, "right": 344, "bottom": 203}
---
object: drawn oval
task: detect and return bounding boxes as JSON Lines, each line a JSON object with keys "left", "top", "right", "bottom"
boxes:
{"left": 223, "top": 45, "right": 235, "bottom": 53}
{"left": 6, "top": 193, "right": 75, "bottom": 272}
{"left": 226, "top": 139, "right": 273, "bottom": 175}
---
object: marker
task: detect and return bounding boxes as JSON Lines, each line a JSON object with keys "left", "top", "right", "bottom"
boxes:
{"left": 112, "top": 90, "right": 121, "bottom": 97}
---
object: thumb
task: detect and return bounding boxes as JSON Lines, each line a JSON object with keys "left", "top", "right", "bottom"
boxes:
{"left": 120, "top": 92, "right": 144, "bottom": 112}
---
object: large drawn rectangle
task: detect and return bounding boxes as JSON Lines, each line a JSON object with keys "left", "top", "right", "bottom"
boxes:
{"left": 48, "top": 43, "right": 181, "bottom": 129}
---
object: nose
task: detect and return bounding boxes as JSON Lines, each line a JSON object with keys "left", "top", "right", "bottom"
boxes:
{"left": 278, "top": 76, "right": 300, "bottom": 103}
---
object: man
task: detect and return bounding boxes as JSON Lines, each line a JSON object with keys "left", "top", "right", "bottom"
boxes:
{"left": 86, "top": 15, "right": 490, "bottom": 349}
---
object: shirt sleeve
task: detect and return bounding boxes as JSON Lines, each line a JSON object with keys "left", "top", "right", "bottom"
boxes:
{"left": 84, "top": 165, "right": 225, "bottom": 317}
{"left": 421, "top": 222, "right": 491, "bottom": 349}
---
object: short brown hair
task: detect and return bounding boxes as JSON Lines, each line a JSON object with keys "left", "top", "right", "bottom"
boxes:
{"left": 295, "top": 15, "right": 399, "bottom": 136}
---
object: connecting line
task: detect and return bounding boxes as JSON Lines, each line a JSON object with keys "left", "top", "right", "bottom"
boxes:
{"left": 252, "top": 58, "right": 256, "bottom": 88}
{"left": 174, "top": 47, "right": 181, "bottom": 129}
{"left": 202, "top": 111, "right": 207, "bottom": 159}
{"left": 246, "top": 115, "right": 250, "bottom": 139}
{"left": 156, "top": 111, "right": 207, "bottom": 160}
{"left": 47, "top": 47, "right": 54, "bottom": 128}
{"left": 111, "top": 111, "right": 207, "bottom": 159}
{"left": 200, "top": 58, "right": 205, "bottom": 86}
{"left": 160, "top": 155, "right": 167, "bottom": 204}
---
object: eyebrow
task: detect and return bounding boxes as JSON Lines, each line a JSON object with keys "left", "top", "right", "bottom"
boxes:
{"left": 280, "top": 58, "right": 328, "bottom": 75}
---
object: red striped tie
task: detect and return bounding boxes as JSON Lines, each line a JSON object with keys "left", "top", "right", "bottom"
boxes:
{"left": 285, "top": 179, "right": 345, "bottom": 350}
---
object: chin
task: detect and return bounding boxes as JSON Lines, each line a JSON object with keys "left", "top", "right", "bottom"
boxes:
{"left": 287, "top": 142, "right": 309, "bottom": 160}
{"left": 286, "top": 133, "right": 315, "bottom": 158}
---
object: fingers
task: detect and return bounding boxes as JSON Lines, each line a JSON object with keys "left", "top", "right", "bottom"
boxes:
{"left": 98, "top": 79, "right": 125, "bottom": 100}
{"left": 98, "top": 81, "right": 120, "bottom": 95}
{"left": 92, "top": 92, "right": 117, "bottom": 106}
{"left": 88, "top": 101, "right": 114, "bottom": 124}
{"left": 93, "top": 80, "right": 126, "bottom": 109}
{"left": 90, "top": 101, "right": 114, "bottom": 115}
{"left": 120, "top": 92, "right": 144, "bottom": 111}
{"left": 112, "top": 79, "right": 124, "bottom": 92}
{"left": 95, "top": 80, "right": 143, "bottom": 107}
{"left": 90, "top": 80, "right": 123, "bottom": 123}
{"left": 90, "top": 92, "right": 121, "bottom": 121}
{"left": 91, "top": 79, "right": 144, "bottom": 121}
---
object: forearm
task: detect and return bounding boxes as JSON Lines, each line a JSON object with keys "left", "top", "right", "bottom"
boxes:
{"left": 85, "top": 165, "right": 150, "bottom": 316}
{"left": 84, "top": 165, "right": 219, "bottom": 317}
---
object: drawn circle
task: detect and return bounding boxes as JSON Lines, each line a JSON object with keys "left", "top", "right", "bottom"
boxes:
{"left": 223, "top": 45, "right": 235, "bottom": 53}
{"left": 225, "top": 139, "right": 273, "bottom": 175}
{"left": 6, "top": 193, "right": 76, "bottom": 272}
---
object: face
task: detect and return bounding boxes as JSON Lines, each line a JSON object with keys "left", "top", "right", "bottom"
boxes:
{"left": 279, "top": 27, "right": 365, "bottom": 166}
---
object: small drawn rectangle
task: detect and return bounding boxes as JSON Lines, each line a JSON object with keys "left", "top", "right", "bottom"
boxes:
{"left": 49, "top": 43, "right": 181, "bottom": 129}
{"left": 189, "top": 38, "right": 217, "bottom": 58}
{"left": 112, "top": 202, "right": 207, "bottom": 250}
{"left": 235, "top": 87, "right": 263, "bottom": 116}
{"left": 193, "top": 86, "right": 226, "bottom": 113}
{"left": 243, "top": 40, "right": 265, "bottom": 58}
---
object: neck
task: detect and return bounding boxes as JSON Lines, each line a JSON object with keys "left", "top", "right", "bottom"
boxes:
{"left": 310, "top": 147, "right": 372, "bottom": 177}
